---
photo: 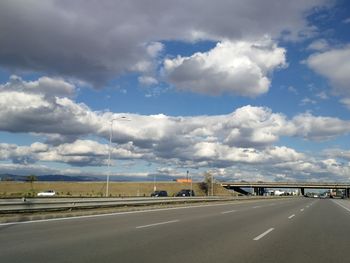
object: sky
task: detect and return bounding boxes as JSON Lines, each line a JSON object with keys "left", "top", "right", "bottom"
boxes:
{"left": 0, "top": 0, "right": 350, "bottom": 182}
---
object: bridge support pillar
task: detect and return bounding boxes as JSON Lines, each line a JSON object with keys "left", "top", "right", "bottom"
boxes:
{"left": 345, "top": 188, "right": 350, "bottom": 198}
{"left": 254, "top": 187, "right": 265, "bottom": 196}
{"left": 300, "top": 188, "right": 305, "bottom": 196}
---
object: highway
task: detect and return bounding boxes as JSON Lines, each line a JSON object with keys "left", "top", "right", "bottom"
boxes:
{"left": 1, "top": 198, "right": 349, "bottom": 263}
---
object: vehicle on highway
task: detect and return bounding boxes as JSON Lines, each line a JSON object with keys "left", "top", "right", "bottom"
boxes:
{"left": 150, "top": 190, "right": 168, "bottom": 197}
{"left": 176, "top": 189, "right": 195, "bottom": 197}
{"left": 37, "top": 190, "right": 56, "bottom": 197}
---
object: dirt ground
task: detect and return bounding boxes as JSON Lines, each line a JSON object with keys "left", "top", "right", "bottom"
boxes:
{"left": 0, "top": 181, "right": 235, "bottom": 197}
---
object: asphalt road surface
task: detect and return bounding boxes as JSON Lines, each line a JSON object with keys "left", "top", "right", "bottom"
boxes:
{"left": 1, "top": 198, "right": 350, "bottom": 263}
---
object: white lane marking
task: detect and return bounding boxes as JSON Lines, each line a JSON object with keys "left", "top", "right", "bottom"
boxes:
{"left": 288, "top": 214, "right": 295, "bottom": 219}
{"left": 333, "top": 200, "right": 350, "bottom": 213}
{"left": 136, "top": 220, "right": 179, "bottom": 229}
{"left": 253, "top": 206, "right": 261, "bottom": 209}
{"left": 221, "top": 210, "right": 237, "bottom": 214}
{"left": 300, "top": 208, "right": 304, "bottom": 212}
{"left": 253, "top": 228, "right": 274, "bottom": 241}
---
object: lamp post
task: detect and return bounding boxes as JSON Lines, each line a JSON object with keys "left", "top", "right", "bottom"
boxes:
{"left": 106, "top": 116, "right": 129, "bottom": 197}
{"left": 190, "top": 171, "right": 193, "bottom": 197}
{"left": 153, "top": 174, "right": 157, "bottom": 192}
{"left": 211, "top": 173, "right": 214, "bottom": 196}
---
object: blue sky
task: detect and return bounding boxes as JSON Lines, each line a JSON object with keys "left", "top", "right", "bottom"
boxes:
{"left": 0, "top": 0, "right": 350, "bottom": 182}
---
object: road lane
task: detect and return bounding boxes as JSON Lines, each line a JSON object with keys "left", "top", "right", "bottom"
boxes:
{"left": 246, "top": 199, "right": 350, "bottom": 263}
{"left": 1, "top": 198, "right": 346, "bottom": 263}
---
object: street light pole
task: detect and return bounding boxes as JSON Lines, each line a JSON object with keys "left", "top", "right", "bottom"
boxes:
{"left": 190, "top": 170, "right": 193, "bottom": 197}
{"left": 106, "top": 120, "right": 113, "bottom": 197}
{"left": 211, "top": 173, "right": 214, "bottom": 196}
{"left": 153, "top": 174, "right": 157, "bottom": 192}
{"left": 106, "top": 117, "right": 129, "bottom": 197}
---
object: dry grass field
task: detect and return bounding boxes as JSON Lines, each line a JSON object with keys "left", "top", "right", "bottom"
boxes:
{"left": 0, "top": 181, "right": 235, "bottom": 198}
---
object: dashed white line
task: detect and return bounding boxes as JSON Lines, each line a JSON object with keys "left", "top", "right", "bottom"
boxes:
{"left": 136, "top": 220, "right": 179, "bottom": 229}
{"left": 300, "top": 208, "right": 304, "bottom": 212}
{"left": 253, "top": 206, "right": 261, "bottom": 209}
{"left": 288, "top": 214, "right": 295, "bottom": 219}
{"left": 221, "top": 210, "right": 237, "bottom": 214}
{"left": 253, "top": 228, "right": 274, "bottom": 241}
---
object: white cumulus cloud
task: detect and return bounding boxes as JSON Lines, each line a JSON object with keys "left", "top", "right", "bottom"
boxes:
{"left": 163, "top": 39, "right": 286, "bottom": 97}
{"left": 306, "top": 46, "right": 350, "bottom": 105}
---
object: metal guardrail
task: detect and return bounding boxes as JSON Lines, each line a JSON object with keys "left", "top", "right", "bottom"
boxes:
{"left": 0, "top": 196, "right": 235, "bottom": 213}
{"left": 0, "top": 196, "right": 285, "bottom": 213}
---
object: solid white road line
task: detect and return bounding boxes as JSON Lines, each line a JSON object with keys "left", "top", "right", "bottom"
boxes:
{"left": 136, "top": 220, "right": 179, "bottom": 229}
{"left": 0, "top": 201, "right": 251, "bottom": 226}
{"left": 0, "top": 199, "right": 283, "bottom": 226}
{"left": 221, "top": 210, "right": 237, "bottom": 214}
{"left": 333, "top": 200, "right": 350, "bottom": 213}
{"left": 288, "top": 214, "right": 295, "bottom": 219}
{"left": 253, "top": 228, "right": 274, "bottom": 241}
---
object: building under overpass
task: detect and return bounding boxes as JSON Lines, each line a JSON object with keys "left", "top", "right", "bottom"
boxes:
{"left": 221, "top": 181, "right": 350, "bottom": 197}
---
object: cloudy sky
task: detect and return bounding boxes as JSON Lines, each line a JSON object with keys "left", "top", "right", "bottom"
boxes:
{"left": 1, "top": 0, "right": 350, "bottom": 182}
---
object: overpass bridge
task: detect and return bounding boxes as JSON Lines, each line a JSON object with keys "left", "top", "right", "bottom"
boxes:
{"left": 221, "top": 182, "right": 350, "bottom": 197}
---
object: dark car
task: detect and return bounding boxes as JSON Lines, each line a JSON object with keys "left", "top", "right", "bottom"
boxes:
{"left": 176, "top": 189, "right": 195, "bottom": 197}
{"left": 151, "top": 190, "right": 168, "bottom": 197}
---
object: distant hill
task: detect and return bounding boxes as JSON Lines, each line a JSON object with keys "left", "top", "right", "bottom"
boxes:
{"left": 0, "top": 174, "right": 102, "bottom": 182}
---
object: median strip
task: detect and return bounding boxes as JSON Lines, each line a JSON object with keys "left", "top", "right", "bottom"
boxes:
{"left": 136, "top": 220, "right": 179, "bottom": 229}
{"left": 253, "top": 228, "right": 274, "bottom": 241}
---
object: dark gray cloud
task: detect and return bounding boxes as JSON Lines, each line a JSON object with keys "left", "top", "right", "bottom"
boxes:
{"left": 0, "top": 0, "right": 329, "bottom": 86}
